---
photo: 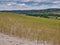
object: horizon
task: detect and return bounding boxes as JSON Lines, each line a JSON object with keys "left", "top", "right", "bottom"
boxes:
{"left": 0, "top": 0, "right": 60, "bottom": 10}
{"left": 0, "top": 8, "right": 60, "bottom": 11}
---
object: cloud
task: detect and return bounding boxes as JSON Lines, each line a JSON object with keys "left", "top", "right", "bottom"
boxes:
{"left": 0, "top": 0, "right": 60, "bottom": 10}
{"left": 52, "top": 1, "right": 60, "bottom": 4}
{"left": 7, "top": 4, "right": 11, "bottom": 5}
{"left": 17, "top": 4, "right": 26, "bottom": 6}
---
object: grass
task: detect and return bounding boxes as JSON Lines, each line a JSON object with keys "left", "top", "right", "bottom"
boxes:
{"left": 0, "top": 12, "right": 60, "bottom": 44}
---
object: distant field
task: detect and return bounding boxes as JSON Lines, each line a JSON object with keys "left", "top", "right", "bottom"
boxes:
{"left": 0, "top": 12, "right": 60, "bottom": 44}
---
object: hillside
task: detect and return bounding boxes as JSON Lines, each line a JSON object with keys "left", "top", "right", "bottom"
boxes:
{"left": 0, "top": 12, "right": 60, "bottom": 45}
{"left": 1, "top": 8, "right": 60, "bottom": 18}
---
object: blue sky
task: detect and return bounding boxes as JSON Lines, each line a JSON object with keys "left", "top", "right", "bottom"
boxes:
{"left": 0, "top": 0, "right": 60, "bottom": 10}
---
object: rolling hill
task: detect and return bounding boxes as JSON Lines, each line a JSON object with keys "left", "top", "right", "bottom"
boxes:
{"left": 0, "top": 12, "right": 60, "bottom": 45}
{"left": 1, "top": 8, "right": 60, "bottom": 18}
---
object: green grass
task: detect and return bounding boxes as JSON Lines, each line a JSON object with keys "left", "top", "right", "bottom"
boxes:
{"left": 0, "top": 12, "right": 60, "bottom": 44}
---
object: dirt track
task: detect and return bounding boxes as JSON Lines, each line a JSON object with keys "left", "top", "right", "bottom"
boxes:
{"left": 0, "top": 33, "right": 52, "bottom": 45}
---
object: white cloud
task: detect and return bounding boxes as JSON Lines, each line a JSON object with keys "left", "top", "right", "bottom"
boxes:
{"left": 53, "top": 1, "right": 60, "bottom": 4}
{"left": 7, "top": 4, "right": 12, "bottom": 5}
{"left": 17, "top": 4, "right": 26, "bottom": 6}
{"left": 0, "top": 0, "right": 60, "bottom": 10}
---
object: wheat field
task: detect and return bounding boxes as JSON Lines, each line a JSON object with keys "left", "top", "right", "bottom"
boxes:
{"left": 0, "top": 12, "right": 60, "bottom": 45}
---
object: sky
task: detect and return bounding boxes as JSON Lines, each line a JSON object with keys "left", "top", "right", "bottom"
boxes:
{"left": 0, "top": 0, "right": 60, "bottom": 10}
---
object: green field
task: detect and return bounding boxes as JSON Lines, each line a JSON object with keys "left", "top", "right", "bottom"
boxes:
{"left": 0, "top": 12, "right": 60, "bottom": 44}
